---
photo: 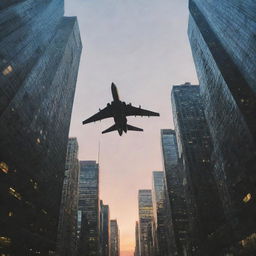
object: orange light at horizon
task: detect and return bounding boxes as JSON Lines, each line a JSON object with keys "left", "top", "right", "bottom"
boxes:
{"left": 120, "top": 251, "right": 134, "bottom": 256}
{"left": 121, "top": 242, "right": 134, "bottom": 252}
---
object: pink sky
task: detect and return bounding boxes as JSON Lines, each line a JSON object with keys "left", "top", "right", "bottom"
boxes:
{"left": 65, "top": 0, "right": 197, "bottom": 253}
{"left": 121, "top": 252, "right": 134, "bottom": 256}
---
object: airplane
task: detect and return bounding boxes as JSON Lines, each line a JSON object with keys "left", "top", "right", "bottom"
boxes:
{"left": 82, "top": 83, "right": 160, "bottom": 136}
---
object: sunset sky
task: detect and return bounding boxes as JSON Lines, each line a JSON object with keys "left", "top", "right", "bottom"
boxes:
{"left": 65, "top": 0, "right": 197, "bottom": 255}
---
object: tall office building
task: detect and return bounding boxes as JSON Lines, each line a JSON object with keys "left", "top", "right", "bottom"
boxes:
{"left": 146, "top": 219, "right": 155, "bottom": 256}
{"left": 171, "top": 84, "right": 225, "bottom": 255}
{"left": 100, "top": 201, "right": 110, "bottom": 256}
{"left": 138, "top": 190, "right": 154, "bottom": 256}
{"left": 161, "top": 129, "right": 189, "bottom": 255}
{"left": 0, "top": 0, "right": 82, "bottom": 255}
{"left": 110, "top": 220, "right": 120, "bottom": 256}
{"left": 134, "top": 221, "right": 140, "bottom": 256}
{"left": 152, "top": 171, "right": 172, "bottom": 256}
{"left": 188, "top": 1, "right": 256, "bottom": 252}
{"left": 78, "top": 161, "right": 100, "bottom": 256}
{"left": 56, "top": 138, "right": 80, "bottom": 256}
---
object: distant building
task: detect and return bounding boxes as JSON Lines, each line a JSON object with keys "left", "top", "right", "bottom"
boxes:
{"left": 146, "top": 219, "right": 155, "bottom": 256}
{"left": 110, "top": 220, "right": 120, "bottom": 256}
{"left": 171, "top": 84, "right": 225, "bottom": 255}
{"left": 152, "top": 171, "right": 173, "bottom": 256}
{"left": 57, "top": 138, "right": 80, "bottom": 256}
{"left": 78, "top": 161, "right": 100, "bottom": 256}
{"left": 188, "top": 0, "right": 256, "bottom": 253}
{"left": 138, "top": 190, "right": 154, "bottom": 256}
{"left": 134, "top": 221, "right": 140, "bottom": 256}
{"left": 0, "top": 0, "right": 82, "bottom": 254}
{"left": 100, "top": 201, "right": 110, "bottom": 256}
{"left": 161, "top": 129, "right": 189, "bottom": 255}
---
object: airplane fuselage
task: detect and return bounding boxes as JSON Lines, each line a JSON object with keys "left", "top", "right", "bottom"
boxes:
{"left": 82, "top": 82, "right": 159, "bottom": 135}
{"left": 111, "top": 83, "right": 127, "bottom": 135}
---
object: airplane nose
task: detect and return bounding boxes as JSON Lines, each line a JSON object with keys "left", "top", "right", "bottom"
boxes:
{"left": 111, "top": 82, "right": 116, "bottom": 90}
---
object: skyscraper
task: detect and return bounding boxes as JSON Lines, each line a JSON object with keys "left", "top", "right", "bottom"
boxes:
{"left": 138, "top": 190, "right": 154, "bottom": 256}
{"left": 188, "top": 1, "right": 256, "bottom": 252}
{"left": 152, "top": 171, "right": 172, "bottom": 256}
{"left": 78, "top": 161, "right": 100, "bottom": 256}
{"left": 161, "top": 129, "right": 189, "bottom": 255}
{"left": 171, "top": 84, "right": 225, "bottom": 255}
{"left": 134, "top": 221, "right": 140, "bottom": 256}
{"left": 100, "top": 201, "right": 110, "bottom": 256}
{"left": 110, "top": 220, "right": 120, "bottom": 256}
{"left": 0, "top": 0, "right": 82, "bottom": 255}
{"left": 56, "top": 138, "right": 80, "bottom": 256}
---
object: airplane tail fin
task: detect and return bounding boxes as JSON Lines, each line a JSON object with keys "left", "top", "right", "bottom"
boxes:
{"left": 127, "top": 124, "right": 143, "bottom": 132}
{"left": 102, "top": 124, "right": 118, "bottom": 134}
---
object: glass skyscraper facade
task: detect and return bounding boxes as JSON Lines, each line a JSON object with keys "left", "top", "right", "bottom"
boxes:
{"left": 152, "top": 171, "right": 173, "bottom": 256}
{"left": 110, "top": 220, "right": 120, "bottom": 256}
{"left": 56, "top": 138, "right": 80, "bottom": 256}
{"left": 161, "top": 129, "right": 188, "bottom": 256}
{"left": 188, "top": 1, "right": 256, "bottom": 253}
{"left": 100, "top": 201, "right": 110, "bottom": 256}
{"left": 138, "top": 190, "right": 154, "bottom": 256}
{"left": 0, "top": 0, "right": 82, "bottom": 255}
{"left": 78, "top": 161, "right": 100, "bottom": 256}
{"left": 171, "top": 84, "right": 224, "bottom": 255}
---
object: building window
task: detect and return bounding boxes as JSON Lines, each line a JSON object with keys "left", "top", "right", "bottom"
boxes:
{"left": 243, "top": 193, "right": 252, "bottom": 203}
{"left": 2, "top": 65, "right": 13, "bottom": 76}
{"left": 9, "top": 187, "right": 22, "bottom": 200}
{"left": 0, "top": 236, "right": 11, "bottom": 247}
{"left": 0, "top": 162, "right": 8, "bottom": 173}
{"left": 34, "top": 182, "right": 38, "bottom": 190}
{"left": 41, "top": 209, "right": 47, "bottom": 215}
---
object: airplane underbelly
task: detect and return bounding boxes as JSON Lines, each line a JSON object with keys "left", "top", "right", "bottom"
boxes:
{"left": 114, "top": 114, "right": 126, "bottom": 128}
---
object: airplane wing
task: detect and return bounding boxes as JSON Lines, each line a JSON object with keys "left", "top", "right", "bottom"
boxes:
{"left": 82, "top": 105, "right": 113, "bottom": 124}
{"left": 125, "top": 104, "right": 160, "bottom": 117}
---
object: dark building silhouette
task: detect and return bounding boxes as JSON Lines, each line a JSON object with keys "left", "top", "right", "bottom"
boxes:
{"left": 171, "top": 84, "right": 225, "bottom": 255}
{"left": 146, "top": 219, "right": 155, "bottom": 256}
{"left": 0, "top": 0, "right": 82, "bottom": 255}
{"left": 56, "top": 138, "right": 80, "bottom": 256}
{"left": 78, "top": 161, "right": 100, "bottom": 256}
{"left": 100, "top": 201, "right": 110, "bottom": 256}
{"left": 110, "top": 220, "right": 120, "bottom": 256}
{"left": 188, "top": 1, "right": 256, "bottom": 253}
{"left": 161, "top": 129, "right": 189, "bottom": 256}
{"left": 152, "top": 171, "right": 175, "bottom": 256}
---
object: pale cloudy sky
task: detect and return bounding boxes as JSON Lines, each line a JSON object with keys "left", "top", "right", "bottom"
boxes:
{"left": 65, "top": 0, "right": 197, "bottom": 255}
